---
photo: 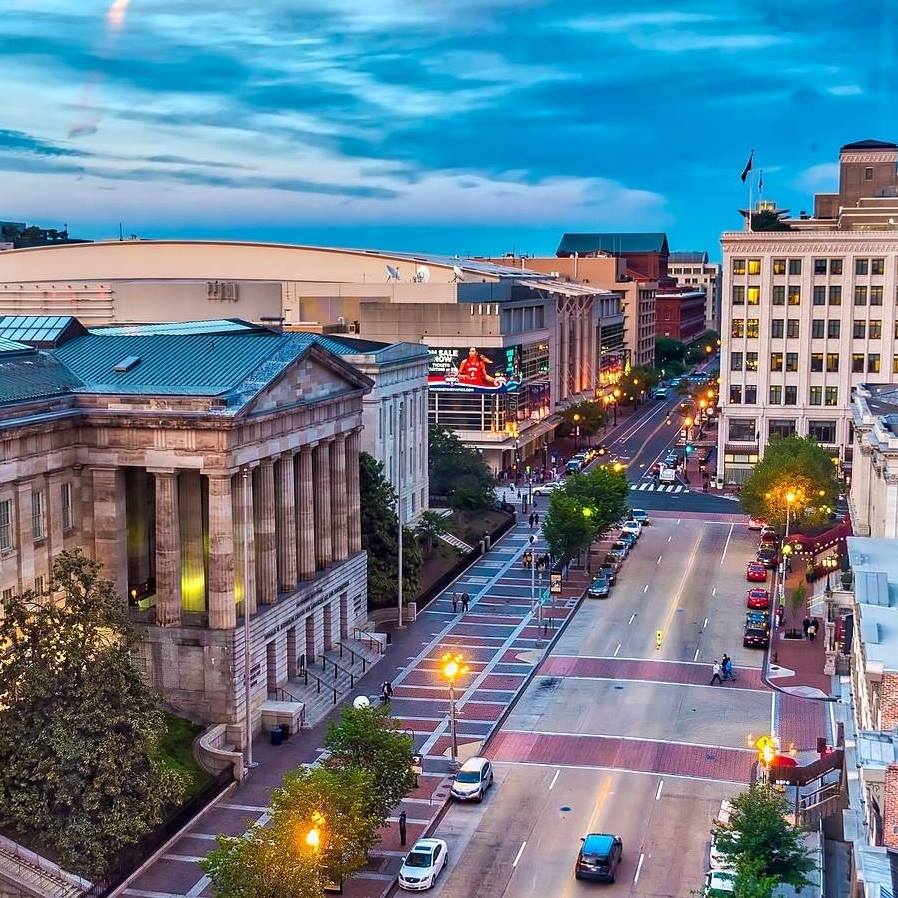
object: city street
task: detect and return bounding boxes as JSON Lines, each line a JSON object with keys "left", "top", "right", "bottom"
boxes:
{"left": 415, "top": 515, "right": 779, "bottom": 898}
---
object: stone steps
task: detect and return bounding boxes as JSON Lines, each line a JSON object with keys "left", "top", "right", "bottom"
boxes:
{"left": 0, "top": 846, "right": 84, "bottom": 898}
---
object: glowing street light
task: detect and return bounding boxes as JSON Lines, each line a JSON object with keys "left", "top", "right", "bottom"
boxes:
{"left": 612, "top": 462, "right": 624, "bottom": 473}
{"left": 305, "top": 811, "right": 325, "bottom": 852}
{"left": 441, "top": 652, "right": 468, "bottom": 764}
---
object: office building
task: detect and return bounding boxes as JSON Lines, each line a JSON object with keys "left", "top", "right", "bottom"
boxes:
{"left": 668, "top": 251, "right": 720, "bottom": 332}
{"left": 655, "top": 288, "right": 706, "bottom": 342}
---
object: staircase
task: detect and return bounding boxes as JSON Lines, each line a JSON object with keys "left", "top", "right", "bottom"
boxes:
{"left": 283, "top": 637, "right": 384, "bottom": 729}
{"left": 0, "top": 839, "right": 87, "bottom": 898}
{"left": 438, "top": 531, "right": 473, "bottom": 552}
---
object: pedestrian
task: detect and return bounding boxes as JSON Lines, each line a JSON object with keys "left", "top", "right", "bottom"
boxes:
{"left": 462, "top": 592, "right": 470, "bottom": 613}
{"left": 451, "top": 591, "right": 458, "bottom": 614}
{"left": 399, "top": 809, "right": 407, "bottom": 847}
{"left": 529, "top": 512, "right": 535, "bottom": 529}
{"left": 534, "top": 511, "right": 540, "bottom": 526}
{"left": 709, "top": 660, "right": 723, "bottom": 685}
{"left": 722, "top": 655, "right": 736, "bottom": 681}
{"left": 381, "top": 681, "right": 392, "bottom": 703}
{"left": 802, "top": 617, "right": 811, "bottom": 639}
{"left": 808, "top": 622, "right": 817, "bottom": 642}
{"left": 775, "top": 605, "right": 784, "bottom": 628}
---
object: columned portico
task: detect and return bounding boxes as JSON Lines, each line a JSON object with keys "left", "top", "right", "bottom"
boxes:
{"left": 153, "top": 470, "right": 181, "bottom": 627}
{"left": 330, "top": 435, "right": 348, "bottom": 562}
{"left": 313, "top": 442, "right": 333, "bottom": 568}
{"left": 275, "top": 453, "right": 298, "bottom": 591}
{"left": 255, "top": 459, "right": 277, "bottom": 605}
{"left": 207, "top": 473, "right": 236, "bottom": 630}
{"left": 296, "top": 446, "right": 316, "bottom": 580}
{"left": 346, "top": 430, "right": 362, "bottom": 554}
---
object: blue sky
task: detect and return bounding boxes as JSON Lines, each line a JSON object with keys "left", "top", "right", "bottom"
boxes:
{"left": 3, "top": 0, "right": 896, "bottom": 259}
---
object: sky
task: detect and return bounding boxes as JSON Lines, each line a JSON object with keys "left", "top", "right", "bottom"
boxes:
{"left": 2, "top": 0, "right": 897, "bottom": 260}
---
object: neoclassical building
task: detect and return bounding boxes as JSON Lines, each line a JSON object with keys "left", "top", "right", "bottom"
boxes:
{"left": 0, "top": 316, "right": 371, "bottom": 729}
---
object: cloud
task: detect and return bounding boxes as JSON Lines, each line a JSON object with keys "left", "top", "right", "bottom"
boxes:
{"left": 0, "top": 128, "right": 85, "bottom": 157}
{"left": 795, "top": 162, "right": 839, "bottom": 193}
{"left": 827, "top": 84, "right": 863, "bottom": 96}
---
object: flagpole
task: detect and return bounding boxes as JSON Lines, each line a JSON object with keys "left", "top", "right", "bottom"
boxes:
{"left": 748, "top": 164, "right": 753, "bottom": 232}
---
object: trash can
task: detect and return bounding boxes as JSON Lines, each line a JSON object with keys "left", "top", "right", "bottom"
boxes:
{"left": 280, "top": 723, "right": 290, "bottom": 741}
{"left": 270, "top": 726, "right": 283, "bottom": 747}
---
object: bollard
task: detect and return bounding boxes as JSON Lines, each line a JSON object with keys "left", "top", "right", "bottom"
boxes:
{"left": 399, "top": 810, "right": 407, "bottom": 847}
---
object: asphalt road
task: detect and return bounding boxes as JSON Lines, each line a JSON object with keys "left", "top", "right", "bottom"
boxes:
{"left": 413, "top": 514, "right": 771, "bottom": 898}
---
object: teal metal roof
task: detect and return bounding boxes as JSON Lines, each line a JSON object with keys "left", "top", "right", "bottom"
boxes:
{"left": 0, "top": 337, "right": 31, "bottom": 353}
{"left": 284, "top": 332, "right": 389, "bottom": 356}
{"left": 91, "top": 319, "right": 263, "bottom": 337}
{"left": 557, "top": 232, "right": 669, "bottom": 257}
{"left": 0, "top": 351, "right": 82, "bottom": 405}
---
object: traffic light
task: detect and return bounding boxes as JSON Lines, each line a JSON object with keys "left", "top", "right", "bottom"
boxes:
{"left": 685, "top": 443, "right": 694, "bottom": 454}
{"left": 525, "top": 465, "right": 531, "bottom": 475}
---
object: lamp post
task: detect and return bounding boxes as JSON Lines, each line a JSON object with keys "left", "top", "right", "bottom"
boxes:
{"left": 573, "top": 413, "right": 581, "bottom": 452}
{"left": 305, "top": 811, "right": 325, "bottom": 852}
{"left": 529, "top": 534, "right": 537, "bottom": 615}
{"left": 612, "top": 388, "right": 621, "bottom": 425}
{"left": 785, "top": 490, "right": 796, "bottom": 540}
{"left": 441, "top": 652, "right": 468, "bottom": 764}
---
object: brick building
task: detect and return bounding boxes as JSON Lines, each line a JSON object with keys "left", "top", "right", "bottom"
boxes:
{"left": 655, "top": 288, "right": 707, "bottom": 342}
{"left": 669, "top": 251, "right": 721, "bottom": 332}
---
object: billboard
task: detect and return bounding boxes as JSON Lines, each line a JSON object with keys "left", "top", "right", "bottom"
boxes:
{"left": 428, "top": 345, "right": 522, "bottom": 393}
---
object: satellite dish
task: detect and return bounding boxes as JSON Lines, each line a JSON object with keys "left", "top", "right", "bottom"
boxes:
{"left": 353, "top": 695, "right": 371, "bottom": 710}
{"left": 415, "top": 265, "right": 431, "bottom": 283}
{"left": 452, "top": 265, "right": 465, "bottom": 282}
{"left": 385, "top": 264, "right": 401, "bottom": 282}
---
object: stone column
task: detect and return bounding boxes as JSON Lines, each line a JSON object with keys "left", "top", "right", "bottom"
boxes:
{"left": 313, "top": 442, "right": 333, "bottom": 568}
{"left": 207, "top": 472, "right": 236, "bottom": 630}
{"left": 15, "top": 480, "right": 35, "bottom": 591}
{"left": 153, "top": 471, "right": 182, "bottom": 627}
{"left": 571, "top": 308, "right": 581, "bottom": 394}
{"left": 254, "top": 459, "right": 277, "bottom": 604}
{"left": 275, "top": 454, "right": 298, "bottom": 591}
{"left": 92, "top": 467, "right": 128, "bottom": 601}
{"left": 558, "top": 303, "right": 569, "bottom": 402}
{"left": 47, "top": 471, "right": 66, "bottom": 564}
{"left": 330, "top": 435, "right": 349, "bottom": 562}
{"left": 296, "top": 446, "right": 316, "bottom": 579}
{"left": 234, "top": 468, "right": 257, "bottom": 617}
{"left": 346, "top": 431, "right": 362, "bottom": 554}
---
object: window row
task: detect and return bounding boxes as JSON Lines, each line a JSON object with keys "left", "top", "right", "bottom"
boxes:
{"left": 731, "top": 318, "right": 887, "bottom": 339}
{"left": 728, "top": 417, "right": 838, "bottom": 443}
{"left": 0, "top": 483, "right": 74, "bottom": 553}
{"left": 732, "top": 257, "right": 886, "bottom": 276}
{"left": 734, "top": 284, "right": 890, "bottom": 306}
{"left": 728, "top": 385, "right": 839, "bottom": 406}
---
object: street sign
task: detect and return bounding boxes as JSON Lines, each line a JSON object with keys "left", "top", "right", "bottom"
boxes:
{"left": 550, "top": 571, "right": 562, "bottom": 594}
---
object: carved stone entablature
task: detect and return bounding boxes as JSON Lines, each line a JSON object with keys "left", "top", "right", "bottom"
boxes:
{"left": 860, "top": 444, "right": 874, "bottom": 457}
{"left": 721, "top": 234, "right": 898, "bottom": 254}
{"left": 883, "top": 472, "right": 898, "bottom": 485}
{"left": 841, "top": 151, "right": 898, "bottom": 164}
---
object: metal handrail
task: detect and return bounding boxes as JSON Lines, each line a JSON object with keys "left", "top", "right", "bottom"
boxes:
{"left": 338, "top": 641, "right": 367, "bottom": 673}
{"left": 296, "top": 664, "right": 339, "bottom": 705}
{"left": 352, "top": 628, "right": 385, "bottom": 655}
{"left": 323, "top": 653, "right": 356, "bottom": 689}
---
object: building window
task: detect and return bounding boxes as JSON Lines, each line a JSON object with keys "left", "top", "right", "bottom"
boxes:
{"left": 744, "top": 385, "right": 757, "bottom": 404}
{"left": 0, "top": 499, "right": 11, "bottom": 552}
{"left": 872, "top": 258, "right": 885, "bottom": 275}
{"left": 870, "top": 285, "right": 883, "bottom": 305}
{"left": 34, "top": 575, "right": 45, "bottom": 594}
{"left": 826, "top": 352, "right": 840, "bottom": 372}
{"left": 828, "top": 285, "right": 842, "bottom": 305}
{"left": 812, "top": 320, "right": 825, "bottom": 339}
{"left": 853, "top": 320, "right": 867, "bottom": 339}
{"left": 746, "top": 319, "right": 759, "bottom": 338}
{"left": 770, "top": 352, "right": 783, "bottom": 372}
{"left": 809, "top": 386, "right": 823, "bottom": 406}
{"left": 808, "top": 420, "right": 837, "bottom": 444}
{"left": 773, "top": 259, "right": 786, "bottom": 275}
{"left": 1, "top": 587, "right": 12, "bottom": 604}
{"left": 730, "top": 351, "right": 743, "bottom": 371}
{"left": 785, "top": 352, "right": 798, "bottom": 372}
{"left": 747, "top": 286, "right": 760, "bottom": 305}
{"left": 856, "top": 258, "right": 869, "bottom": 275}
{"left": 830, "top": 259, "right": 843, "bottom": 274}
{"left": 784, "top": 385, "right": 797, "bottom": 405}
{"left": 745, "top": 352, "right": 758, "bottom": 371}
{"left": 868, "top": 354, "right": 881, "bottom": 373}
{"left": 747, "top": 259, "right": 761, "bottom": 275}
{"left": 771, "top": 319, "right": 784, "bottom": 339}
{"left": 786, "top": 320, "right": 800, "bottom": 338}
{"left": 769, "top": 419, "right": 797, "bottom": 439}
{"left": 788, "top": 259, "right": 802, "bottom": 275}
{"left": 786, "top": 286, "right": 800, "bottom": 305}
{"left": 61, "top": 482, "right": 73, "bottom": 532}
{"left": 731, "top": 258, "right": 745, "bottom": 275}
{"left": 870, "top": 319, "right": 882, "bottom": 339}
{"left": 732, "top": 285, "right": 745, "bottom": 305}
{"left": 731, "top": 320, "right": 744, "bottom": 338}
{"left": 827, "top": 320, "right": 841, "bottom": 339}
{"left": 812, "top": 286, "right": 826, "bottom": 306}
{"left": 769, "top": 385, "right": 782, "bottom": 404}
{"left": 31, "top": 491, "right": 45, "bottom": 542}
{"left": 893, "top": 354, "right": 898, "bottom": 374}
{"left": 852, "top": 353, "right": 865, "bottom": 373}
{"left": 772, "top": 285, "right": 785, "bottom": 305}
{"left": 728, "top": 418, "right": 756, "bottom": 441}
{"left": 854, "top": 285, "right": 868, "bottom": 305}
{"left": 865, "top": 166, "right": 874, "bottom": 181}
{"left": 810, "top": 353, "right": 823, "bottom": 373}
{"left": 813, "top": 258, "right": 827, "bottom": 275}
{"left": 729, "top": 385, "right": 743, "bottom": 404}
{"left": 825, "top": 387, "right": 838, "bottom": 406}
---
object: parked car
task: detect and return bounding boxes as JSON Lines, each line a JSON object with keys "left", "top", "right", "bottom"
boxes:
{"left": 709, "top": 832, "right": 731, "bottom": 870}
{"left": 598, "top": 562, "right": 617, "bottom": 585}
{"left": 575, "top": 833, "right": 623, "bottom": 882}
{"left": 621, "top": 520, "right": 642, "bottom": 539}
{"left": 747, "top": 517, "right": 766, "bottom": 531}
{"left": 743, "top": 623, "right": 770, "bottom": 649}
{"left": 745, "top": 562, "right": 767, "bottom": 582}
{"left": 610, "top": 539, "right": 631, "bottom": 558}
{"left": 450, "top": 756, "right": 493, "bottom": 802}
{"left": 704, "top": 869, "right": 736, "bottom": 897}
{"left": 587, "top": 575, "right": 611, "bottom": 599}
{"left": 617, "top": 532, "right": 637, "bottom": 550}
{"left": 746, "top": 588, "right": 770, "bottom": 610}
{"left": 566, "top": 457, "right": 586, "bottom": 475}
{"left": 629, "top": 509, "right": 650, "bottom": 525}
{"left": 532, "top": 480, "right": 563, "bottom": 498}
{"left": 607, "top": 547, "right": 627, "bottom": 565}
{"left": 756, "top": 544, "right": 778, "bottom": 567}
{"left": 398, "top": 839, "right": 448, "bottom": 891}
{"left": 745, "top": 609, "right": 771, "bottom": 631}
{"left": 759, "top": 524, "right": 777, "bottom": 542}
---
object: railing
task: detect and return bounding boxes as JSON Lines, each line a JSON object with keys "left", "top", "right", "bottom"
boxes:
{"left": 0, "top": 838, "right": 87, "bottom": 898}
{"left": 353, "top": 626, "right": 385, "bottom": 655}
{"left": 338, "top": 640, "right": 368, "bottom": 672}
{"left": 296, "top": 665, "right": 339, "bottom": 706}
{"left": 267, "top": 688, "right": 306, "bottom": 729}
{"left": 320, "top": 653, "right": 356, "bottom": 689}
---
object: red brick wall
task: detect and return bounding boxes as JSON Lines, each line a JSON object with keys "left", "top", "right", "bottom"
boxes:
{"left": 880, "top": 673, "right": 898, "bottom": 730}
{"left": 883, "top": 764, "right": 898, "bottom": 848}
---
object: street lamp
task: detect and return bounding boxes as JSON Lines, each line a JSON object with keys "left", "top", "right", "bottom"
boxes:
{"left": 785, "top": 490, "right": 796, "bottom": 539}
{"left": 441, "top": 652, "right": 468, "bottom": 764}
{"left": 305, "top": 811, "right": 325, "bottom": 851}
{"left": 573, "top": 413, "right": 581, "bottom": 451}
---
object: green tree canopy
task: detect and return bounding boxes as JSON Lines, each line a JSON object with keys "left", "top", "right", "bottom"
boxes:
{"left": 561, "top": 467, "right": 630, "bottom": 537}
{"left": 359, "top": 452, "right": 422, "bottom": 609}
{"left": 713, "top": 783, "right": 815, "bottom": 890}
{"left": 542, "top": 493, "right": 597, "bottom": 563}
{"left": 655, "top": 337, "right": 686, "bottom": 367}
{"left": 739, "top": 435, "right": 840, "bottom": 529}
{"left": 415, "top": 510, "right": 448, "bottom": 557}
{"left": 324, "top": 703, "right": 416, "bottom": 823}
{"left": 0, "top": 549, "right": 185, "bottom": 876}
{"left": 618, "top": 365, "right": 660, "bottom": 403}
{"left": 556, "top": 400, "right": 606, "bottom": 438}
{"left": 429, "top": 424, "right": 495, "bottom": 509}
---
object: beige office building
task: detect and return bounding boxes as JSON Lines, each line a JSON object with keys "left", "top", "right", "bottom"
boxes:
{"left": 717, "top": 139, "right": 898, "bottom": 485}
{"left": 668, "top": 251, "right": 720, "bottom": 332}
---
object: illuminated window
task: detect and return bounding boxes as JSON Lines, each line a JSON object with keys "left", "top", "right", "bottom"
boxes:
{"left": 747, "top": 259, "right": 761, "bottom": 275}
{"left": 747, "top": 286, "right": 760, "bottom": 305}
{"left": 732, "top": 258, "right": 746, "bottom": 275}
{"left": 773, "top": 259, "right": 786, "bottom": 275}
{"left": 746, "top": 319, "right": 759, "bottom": 338}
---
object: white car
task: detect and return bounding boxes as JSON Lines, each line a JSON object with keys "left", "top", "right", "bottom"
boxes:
{"left": 532, "top": 480, "right": 563, "bottom": 497}
{"left": 450, "top": 756, "right": 494, "bottom": 802}
{"left": 621, "top": 520, "right": 642, "bottom": 539}
{"left": 398, "top": 838, "right": 448, "bottom": 891}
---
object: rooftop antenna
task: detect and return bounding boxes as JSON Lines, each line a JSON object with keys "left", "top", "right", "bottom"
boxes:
{"left": 385, "top": 264, "right": 401, "bottom": 282}
{"left": 119, "top": 222, "right": 124, "bottom": 241}
{"left": 414, "top": 265, "right": 431, "bottom": 283}
{"left": 452, "top": 265, "right": 465, "bottom": 283}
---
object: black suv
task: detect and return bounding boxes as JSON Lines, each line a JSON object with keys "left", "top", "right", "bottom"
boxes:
{"left": 743, "top": 624, "right": 769, "bottom": 649}
{"left": 756, "top": 544, "right": 778, "bottom": 568}
{"left": 575, "top": 833, "right": 623, "bottom": 882}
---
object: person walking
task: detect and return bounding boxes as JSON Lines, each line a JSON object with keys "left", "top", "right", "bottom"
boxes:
{"left": 808, "top": 620, "right": 818, "bottom": 642}
{"left": 381, "top": 681, "right": 393, "bottom": 703}
{"left": 709, "top": 660, "right": 723, "bottom": 686}
{"left": 534, "top": 511, "right": 540, "bottom": 527}
{"left": 722, "top": 655, "right": 736, "bottom": 681}
{"left": 775, "top": 604, "right": 784, "bottom": 629}
{"left": 451, "top": 591, "right": 458, "bottom": 614}
{"left": 528, "top": 512, "right": 535, "bottom": 529}
{"left": 462, "top": 592, "right": 470, "bottom": 613}
{"left": 802, "top": 617, "right": 811, "bottom": 639}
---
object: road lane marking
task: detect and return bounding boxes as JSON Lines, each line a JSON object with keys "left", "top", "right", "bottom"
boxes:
{"left": 512, "top": 841, "right": 527, "bottom": 868}
{"left": 676, "top": 518, "right": 681, "bottom": 525}
{"left": 549, "top": 769, "right": 560, "bottom": 790}
{"left": 628, "top": 613, "right": 636, "bottom": 625}
{"left": 655, "top": 779, "right": 664, "bottom": 800}
{"left": 493, "top": 759, "right": 753, "bottom": 787}
{"left": 643, "top": 584, "right": 649, "bottom": 593}
{"left": 712, "top": 587, "right": 717, "bottom": 596}
{"left": 546, "top": 653, "right": 761, "bottom": 670}
{"left": 703, "top": 617, "right": 709, "bottom": 629}
{"left": 720, "top": 522, "right": 735, "bottom": 565}
{"left": 634, "top": 852, "right": 645, "bottom": 883}
{"left": 614, "top": 642, "right": 621, "bottom": 657}
{"left": 657, "top": 554, "right": 663, "bottom": 565}
{"left": 668, "top": 535, "right": 672, "bottom": 542}
{"left": 693, "top": 647, "right": 700, "bottom": 661}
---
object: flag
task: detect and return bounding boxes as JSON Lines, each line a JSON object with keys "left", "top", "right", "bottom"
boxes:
{"left": 758, "top": 169, "right": 764, "bottom": 194}
{"left": 740, "top": 150, "right": 754, "bottom": 183}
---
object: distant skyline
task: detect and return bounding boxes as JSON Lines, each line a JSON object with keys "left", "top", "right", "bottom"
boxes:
{"left": 3, "top": 0, "right": 897, "bottom": 260}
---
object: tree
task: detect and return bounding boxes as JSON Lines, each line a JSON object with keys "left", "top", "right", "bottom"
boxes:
{"left": 0, "top": 549, "right": 185, "bottom": 876}
{"left": 556, "top": 400, "right": 605, "bottom": 439}
{"left": 561, "top": 467, "right": 630, "bottom": 537}
{"left": 415, "top": 510, "right": 448, "bottom": 557}
{"left": 359, "top": 453, "right": 422, "bottom": 610}
{"left": 751, "top": 209, "right": 791, "bottom": 231}
{"left": 203, "top": 765, "right": 378, "bottom": 898}
{"left": 787, "top": 585, "right": 806, "bottom": 620}
{"left": 324, "top": 703, "right": 416, "bottom": 823}
{"left": 739, "top": 435, "right": 840, "bottom": 529}
{"left": 428, "top": 424, "right": 495, "bottom": 509}
{"left": 655, "top": 337, "right": 686, "bottom": 368}
{"left": 618, "top": 365, "right": 660, "bottom": 403}
{"left": 542, "top": 493, "right": 597, "bottom": 563}
{"left": 733, "top": 858, "right": 780, "bottom": 898}
{"left": 713, "top": 784, "right": 815, "bottom": 889}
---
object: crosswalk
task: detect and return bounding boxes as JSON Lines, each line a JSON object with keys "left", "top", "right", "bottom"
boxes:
{"left": 630, "top": 482, "right": 686, "bottom": 493}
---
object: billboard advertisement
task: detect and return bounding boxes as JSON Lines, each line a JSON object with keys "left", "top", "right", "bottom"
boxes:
{"left": 428, "top": 345, "right": 522, "bottom": 393}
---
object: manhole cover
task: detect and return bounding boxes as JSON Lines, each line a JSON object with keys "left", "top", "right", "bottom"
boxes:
{"left": 560, "top": 805, "right": 572, "bottom": 812}
{"left": 613, "top": 685, "right": 625, "bottom": 690}
{"left": 705, "top": 752, "right": 716, "bottom": 761}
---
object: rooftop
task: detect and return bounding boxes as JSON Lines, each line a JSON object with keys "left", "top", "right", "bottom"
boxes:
{"left": 842, "top": 139, "right": 898, "bottom": 151}
{"left": 847, "top": 537, "right": 898, "bottom": 673}
{"left": 668, "top": 251, "right": 710, "bottom": 264}
{"left": 556, "top": 232, "right": 669, "bottom": 258}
